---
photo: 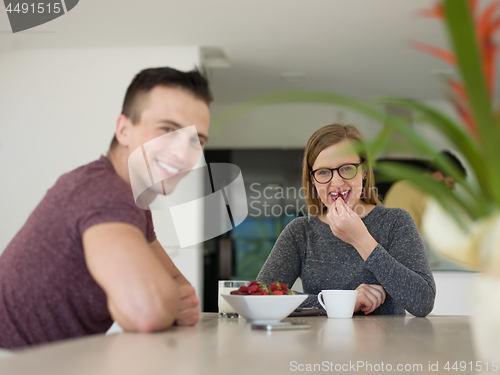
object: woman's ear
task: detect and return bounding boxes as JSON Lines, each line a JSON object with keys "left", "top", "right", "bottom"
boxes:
{"left": 360, "top": 164, "right": 368, "bottom": 180}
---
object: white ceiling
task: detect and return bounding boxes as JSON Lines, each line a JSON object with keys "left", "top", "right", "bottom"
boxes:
{"left": 0, "top": 0, "right": 467, "bottom": 104}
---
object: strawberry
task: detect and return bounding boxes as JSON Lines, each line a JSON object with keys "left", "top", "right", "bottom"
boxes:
{"left": 269, "top": 281, "right": 279, "bottom": 291}
{"left": 248, "top": 284, "right": 260, "bottom": 294}
{"left": 252, "top": 287, "right": 266, "bottom": 295}
{"left": 231, "top": 280, "right": 294, "bottom": 295}
{"left": 240, "top": 285, "right": 249, "bottom": 293}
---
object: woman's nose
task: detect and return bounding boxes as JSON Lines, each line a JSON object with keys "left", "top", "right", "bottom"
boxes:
{"left": 329, "top": 170, "right": 344, "bottom": 187}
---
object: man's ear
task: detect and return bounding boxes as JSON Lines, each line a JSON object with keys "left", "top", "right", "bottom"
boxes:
{"left": 115, "top": 114, "right": 131, "bottom": 147}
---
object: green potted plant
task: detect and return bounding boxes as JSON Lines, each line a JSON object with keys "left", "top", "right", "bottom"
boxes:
{"left": 213, "top": 0, "right": 500, "bottom": 358}
{"left": 373, "top": 0, "right": 500, "bottom": 273}
{"left": 382, "top": 0, "right": 500, "bottom": 361}
{"left": 214, "top": 0, "right": 500, "bottom": 268}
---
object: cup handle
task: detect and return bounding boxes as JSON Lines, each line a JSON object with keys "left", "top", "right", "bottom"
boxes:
{"left": 317, "top": 292, "right": 326, "bottom": 310}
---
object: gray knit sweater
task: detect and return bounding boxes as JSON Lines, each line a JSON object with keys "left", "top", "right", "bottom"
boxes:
{"left": 257, "top": 205, "right": 436, "bottom": 317}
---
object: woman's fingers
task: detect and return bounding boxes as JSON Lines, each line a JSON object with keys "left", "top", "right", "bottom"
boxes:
{"left": 368, "top": 284, "right": 386, "bottom": 304}
{"left": 355, "top": 284, "right": 387, "bottom": 314}
{"left": 334, "top": 198, "right": 351, "bottom": 216}
{"left": 361, "top": 290, "right": 379, "bottom": 314}
{"left": 355, "top": 284, "right": 375, "bottom": 313}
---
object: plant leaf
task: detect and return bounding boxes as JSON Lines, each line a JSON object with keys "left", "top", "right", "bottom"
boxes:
{"left": 416, "top": 4, "right": 444, "bottom": 19}
{"left": 477, "top": 2, "right": 500, "bottom": 94}
{"left": 375, "top": 97, "right": 491, "bottom": 200}
{"left": 412, "top": 41, "right": 456, "bottom": 64}
{"left": 369, "top": 124, "right": 395, "bottom": 157}
{"left": 468, "top": 0, "right": 480, "bottom": 19}
{"left": 376, "top": 161, "right": 482, "bottom": 224}
{"left": 486, "top": 17, "right": 500, "bottom": 34}
{"left": 447, "top": 93, "right": 477, "bottom": 137}
{"left": 478, "top": 2, "right": 500, "bottom": 40}
{"left": 211, "top": 91, "right": 398, "bottom": 134}
{"left": 444, "top": 78, "right": 478, "bottom": 136}
{"left": 212, "top": 91, "right": 440, "bottom": 163}
{"left": 444, "top": 0, "right": 500, "bottom": 203}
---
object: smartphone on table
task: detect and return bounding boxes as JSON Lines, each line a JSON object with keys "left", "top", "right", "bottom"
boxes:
{"left": 251, "top": 322, "right": 311, "bottom": 331}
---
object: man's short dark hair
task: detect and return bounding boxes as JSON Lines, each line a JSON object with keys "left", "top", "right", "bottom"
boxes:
{"left": 429, "top": 150, "right": 467, "bottom": 178}
{"left": 110, "top": 67, "right": 213, "bottom": 149}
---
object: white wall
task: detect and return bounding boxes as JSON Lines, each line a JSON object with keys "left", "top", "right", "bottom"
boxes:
{"left": 207, "top": 99, "right": 457, "bottom": 152}
{"left": 431, "top": 272, "right": 479, "bottom": 315}
{"left": 207, "top": 102, "right": 382, "bottom": 149}
{"left": 0, "top": 46, "right": 204, "bottom": 301}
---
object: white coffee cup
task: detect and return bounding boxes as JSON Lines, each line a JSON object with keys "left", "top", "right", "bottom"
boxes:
{"left": 317, "top": 290, "right": 358, "bottom": 318}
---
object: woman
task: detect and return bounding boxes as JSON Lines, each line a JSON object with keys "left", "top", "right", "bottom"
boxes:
{"left": 257, "top": 124, "right": 435, "bottom": 316}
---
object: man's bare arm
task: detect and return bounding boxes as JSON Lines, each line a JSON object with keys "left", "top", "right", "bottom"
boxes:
{"left": 149, "top": 239, "right": 200, "bottom": 325}
{"left": 149, "top": 240, "right": 190, "bottom": 285}
{"left": 83, "top": 223, "right": 180, "bottom": 332}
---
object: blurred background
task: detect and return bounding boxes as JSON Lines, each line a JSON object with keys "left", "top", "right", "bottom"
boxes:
{"left": 0, "top": 0, "right": 481, "bottom": 315}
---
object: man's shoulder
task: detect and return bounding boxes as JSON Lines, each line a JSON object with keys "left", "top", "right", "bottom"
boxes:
{"left": 54, "top": 156, "right": 150, "bottom": 237}
{"left": 56, "top": 156, "right": 125, "bottom": 190}
{"left": 59, "top": 156, "right": 116, "bottom": 184}
{"left": 384, "top": 180, "right": 428, "bottom": 205}
{"left": 387, "top": 180, "right": 421, "bottom": 194}
{"left": 53, "top": 156, "right": 133, "bottom": 207}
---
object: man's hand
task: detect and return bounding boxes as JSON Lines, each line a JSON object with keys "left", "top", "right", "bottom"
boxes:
{"left": 148, "top": 240, "right": 200, "bottom": 326}
{"left": 354, "top": 284, "right": 386, "bottom": 315}
{"left": 175, "top": 283, "right": 200, "bottom": 326}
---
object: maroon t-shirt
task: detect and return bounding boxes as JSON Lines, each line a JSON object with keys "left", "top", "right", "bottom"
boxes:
{"left": 0, "top": 156, "right": 156, "bottom": 349}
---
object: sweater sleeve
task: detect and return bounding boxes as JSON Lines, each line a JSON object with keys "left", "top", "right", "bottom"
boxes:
{"left": 256, "top": 220, "right": 303, "bottom": 290}
{"left": 256, "top": 219, "right": 321, "bottom": 308}
{"left": 364, "top": 209, "right": 436, "bottom": 317}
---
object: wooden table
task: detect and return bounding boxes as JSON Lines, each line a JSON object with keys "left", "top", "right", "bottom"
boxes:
{"left": 0, "top": 314, "right": 493, "bottom": 375}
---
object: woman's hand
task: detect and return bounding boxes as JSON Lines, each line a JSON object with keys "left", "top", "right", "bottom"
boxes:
{"left": 354, "top": 284, "right": 386, "bottom": 315}
{"left": 326, "top": 198, "right": 378, "bottom": 259}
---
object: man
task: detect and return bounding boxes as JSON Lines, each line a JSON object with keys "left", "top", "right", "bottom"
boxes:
{"left": 383, "top": 151, "right": 466, "bottom": 233}
{"left": 0, "top": 67, "right": 212, "bottom": 348}
{"left": 383, "top": 151, "right": 467, "bottom": 270}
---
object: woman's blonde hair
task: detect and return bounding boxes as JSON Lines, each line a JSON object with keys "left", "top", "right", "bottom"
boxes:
{"left": 302, "top": 123, "right": 382, "bottom": 216}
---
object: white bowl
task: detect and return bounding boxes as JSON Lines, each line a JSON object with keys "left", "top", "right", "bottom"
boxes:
{"left": 221, "top": 294, "right": 308, "bottom": 323}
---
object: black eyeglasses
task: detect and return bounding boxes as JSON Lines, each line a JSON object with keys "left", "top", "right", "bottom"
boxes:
{"left": 310, "top": 163, "right": 362, "bottom": 184}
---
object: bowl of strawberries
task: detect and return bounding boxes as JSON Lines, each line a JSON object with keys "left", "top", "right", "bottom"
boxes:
{"left": 221, "top": 281, "right": 307, "bottom": 323}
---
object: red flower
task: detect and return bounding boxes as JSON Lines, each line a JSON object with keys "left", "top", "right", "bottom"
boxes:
{"left": 414, "top": 0, "right": 500, "bottom": 138}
